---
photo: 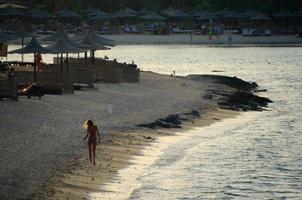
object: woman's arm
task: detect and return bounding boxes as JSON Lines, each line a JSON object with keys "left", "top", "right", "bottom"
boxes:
{"left": 83, "top": 130, "right": 89, "bottom": 140}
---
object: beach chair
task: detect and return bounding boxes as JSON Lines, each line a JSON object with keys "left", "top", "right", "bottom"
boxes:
{"left": 18, "top": 83, "right": 44, "bottom": 99}
{"left": 131, "top": 25, "right": 141, "bottom": 34}
{"left": 264, "top": 29, "right": 271, "bottom": 36}
{"left": 249, "top": 29, "right": 256, "bottom": 36}
{"left": 124, "top": 26, "right": 131, "bottom": 33}
{"left": 242, "top": 28, "right": 249, "bottom": 36}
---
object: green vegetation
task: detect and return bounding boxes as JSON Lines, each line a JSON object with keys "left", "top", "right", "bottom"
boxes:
{"left": 31, "top": 0, "right": 302, "bottom": 13}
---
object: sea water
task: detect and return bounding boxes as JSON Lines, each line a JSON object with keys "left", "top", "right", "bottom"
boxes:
{"left": 105, "top": 46, "right": 302, "bottom": 199}
{"left": 7, "top": 46, "right": 302, "bottom": 199}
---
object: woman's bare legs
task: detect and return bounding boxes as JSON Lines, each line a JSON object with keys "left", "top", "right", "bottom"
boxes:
{"left": 92, "top": 144, "right": 96, "bottom": 165}
{"left": 88, "top": 144, "right": 93, "bottom": 163}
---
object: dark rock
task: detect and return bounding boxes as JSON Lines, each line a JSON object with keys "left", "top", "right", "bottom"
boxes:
{"left": 219, "top": 91, "right": 272, "bottom": 111}
{"left": 203, "top": 94, "right": 213, "bottom": 99}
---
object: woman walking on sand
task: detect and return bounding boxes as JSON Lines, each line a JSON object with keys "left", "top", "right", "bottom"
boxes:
{"left": 83, "top": 120, "right": 101, "bottom": 165}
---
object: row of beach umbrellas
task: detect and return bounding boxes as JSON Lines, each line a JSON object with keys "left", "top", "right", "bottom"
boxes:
{"left": 1, "top": 5, "right": 302, "bottom": 21}
{"left": 7, "top": 30, "right": 115, "bottom": 82}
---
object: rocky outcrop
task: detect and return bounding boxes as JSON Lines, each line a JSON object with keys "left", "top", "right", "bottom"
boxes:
{"left": 137, "top": 75, "right": 272, "bottom": 130}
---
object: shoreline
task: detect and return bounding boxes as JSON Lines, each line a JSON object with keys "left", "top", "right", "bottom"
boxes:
{"left": 102, "top": 34, "right": 302, "bottom": 46}
{"left": 8, "top": 34, "right": 302, "bottom": 47}
{"left": 30, "top": 108, "right": 240, "bottom": 200}
{"left": 0, "top": 71, "right": 271, "bottom": 199}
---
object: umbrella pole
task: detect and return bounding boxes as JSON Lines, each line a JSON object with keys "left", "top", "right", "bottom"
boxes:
{"left": 33, "top": 53, "right": 37, "bottom": 82}
{"left": 21, "top": 37, "right": 24, "bottom": 62}
{"left": 78, "top": 53, "right": 80, "bottom": 60}
{"left": 66, "top": 53, "right": 69, "bottom": 72}
{"left": 60, "top": 53, "right": 63, "bottom": 73}
{"left": 90, "top": 50, "right": 92, "bottom": 64}
{"left": 92, "top": 50, "right": 95, "bottom": 65}
{"left": 85, "top": 51, "right": 87, "bottom": 68}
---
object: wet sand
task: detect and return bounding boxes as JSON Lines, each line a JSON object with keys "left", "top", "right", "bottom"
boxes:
{"left": 29, "top": 109, "right": 238, "bottom": 200}
{"left": 0, "top": 71, "right": 270, "bottom": 199}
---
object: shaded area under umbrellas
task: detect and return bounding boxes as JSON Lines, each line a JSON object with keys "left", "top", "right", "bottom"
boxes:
{"left": 250, "top": 13, "right": 272, "bottom": 34}
{"left": 80, "top": 35, "right": 111, "bottom": 66}
{"left": 31, "top": 9, "right": 55, "bottom": 19}
{"left": 272, "top": 9, "right": 295, "bottom": 33}
{"left": 45, "top": 36, "right": 85, "bottom": 73}
{"left": 8, "top": 37, "right": 54, "bottom": 82}
{"left": 57, "top": 8, "right": 80, "bottom": 18}
{"left": 42, "top": 30, "right": 90, "bottom": 67}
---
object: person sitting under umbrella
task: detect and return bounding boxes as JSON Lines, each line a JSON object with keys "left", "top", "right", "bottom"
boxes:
{"left": 34, "top": 53, "right": 46, "bottom": 71}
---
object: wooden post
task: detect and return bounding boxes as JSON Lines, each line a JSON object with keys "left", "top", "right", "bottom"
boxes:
{"left": 85, "top": 51, "right": 87, "bottom": 68}
{"left": 33, "top": 53, "right": 37, "bottom": 82}
{"left": 21, "top": 37, "right": 24, "bottom": 62}
{"left": 66, "top": 53, "right": 69, "bottom": 72}
{"left": 60, "top": 53, "right": 63, "bottom": 73}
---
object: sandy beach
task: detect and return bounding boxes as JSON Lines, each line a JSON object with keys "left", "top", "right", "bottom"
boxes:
{"left": 0, "top": 71, "right": 271, "bottom": 199}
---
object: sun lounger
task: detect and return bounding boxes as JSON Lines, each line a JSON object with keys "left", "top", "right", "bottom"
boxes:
{"left": 18, "top": 83, "right": 44, "bottom": 99}
{"left": 131, "top": 26, "right": 141, "bottom": 34}
{"left": 124, "top": 26, "right": 131, "bottom": 33}
{"left": 264, "top": 29, "right": 271, "bottom": 36}
{"left": 172, "top": 27, "right": 194, "bottom": 34}
{"left": 242, "top": 28, "right": 256, "bottom": 36}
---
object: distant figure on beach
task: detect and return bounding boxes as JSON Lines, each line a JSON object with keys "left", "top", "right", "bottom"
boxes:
{"left": 83, "top": 120, "right": 101, "bottom": 165}
{"left": 171, "top": 70, "right": 176, "bottom": 77}
{"left": 227, "top": 34, "right": 233, "bottom": 46}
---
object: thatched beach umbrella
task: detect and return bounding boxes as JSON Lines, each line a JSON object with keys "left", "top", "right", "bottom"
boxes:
{"left": 243, "top": 9, "right": 262, "bottom": 18}
{"left": 46, "top": 37, "right": 84, "bottom": 73}
{"left": 251, "top": 13, "right": 272, "bottom": 34}
{"left": 223, "top": 11, "right": 245, "bottom": 29}
{"left": 114, "top": 9, "right": 136, "bottom": 18}
{"left": 31, "top": 9, "right": 55, "bottom": 19}
{"left": 140, "top": 12, "right": 166, "bottom": 21}
{"left": 82, "top": 7, "right": 97, "bottom": 15}
{"left": 57, "top": 8, "right": 80, "bottom": 18}
{"left": 58, "top": 8, "right": 79, "bottom": 18}
{"left": 0, "top": 3, "right": 28, "bottom": 9}
{"left": 251, "top": 13, "right": 272, "bottom": 21}
{"left": 167, "top": 10, "right": 191, "bottom": 18}
{"left": 80, "top": 36, "right": 110, "bottom": 66}
{"left": 137, "top": 7, "right": 150, "bottom": 16}
{"left": 161, "top": 6, "right": 179, "bottom": 16}
{"left": 224, "top": 11, "right": 245, "bottom": 19}
{"left": 193, "top": 10, "right": 211, "bottom": 17}
{"left": 89, "top": 13, "right": 112, "bottom": 21}
{"left": 124, "top": 7, "right": 137, "bottom": 15}
{"left": 215, "top": 7, "right": 232, "bottom": 16}
{"left": 87, "top": 9, "right": 110, "bottom": 17}
{"left": 272, "top": 9, "right": 294, "bottom": 32}
{"left": 197, "top": 13, "right": 220, "bottom": 21}
{"left": 85, "top": 31, "right": 115, "bottom": 47}
{"left": 272, "top": 9, "right": 294, "bottom": 18}
{"left": 9, "top": 37, "right": 54, "bottom": 82}
{"left": 72, "top": 29, "right": 115, "bottom": 46}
